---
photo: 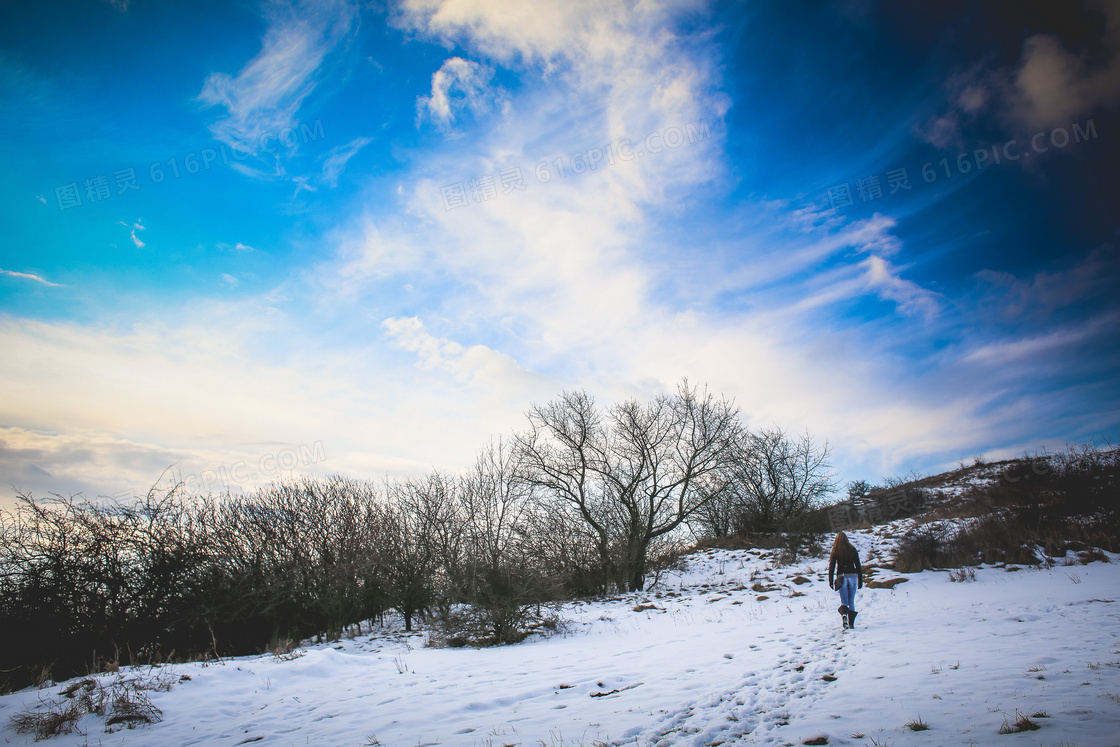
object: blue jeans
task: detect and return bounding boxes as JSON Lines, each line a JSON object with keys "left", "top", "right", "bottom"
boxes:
{"left": 838, "top": 576, "right": 857, "bottom": 610}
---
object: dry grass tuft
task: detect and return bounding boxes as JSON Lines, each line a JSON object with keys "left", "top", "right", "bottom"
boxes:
{"left": 998, "top": 709, "right": 1041, "bottom": 734}
{"left": 904, "top": 715, "right": 930, "bottom": 731}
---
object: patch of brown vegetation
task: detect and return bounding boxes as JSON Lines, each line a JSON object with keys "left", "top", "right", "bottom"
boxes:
{"left": 867, "top": 577, "right": 909, "bottom": 589}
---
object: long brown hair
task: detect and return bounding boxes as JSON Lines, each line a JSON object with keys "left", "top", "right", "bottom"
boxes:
{"left": 830, "top": 531, "right": 859, "bottom": 566}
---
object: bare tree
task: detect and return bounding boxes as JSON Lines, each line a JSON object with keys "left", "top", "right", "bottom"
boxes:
{"left": 383, "top": 472, "right": 457, "bottom": 631}
{"left": 458, "top": 439, "right": 528, "bottom": 572}
{"left": 732, "top": 427, "right": 837, "bottom": 534}
{"left": 846, "top": 479, "right": 872, "bottom": 501}
{"left": 516, "top": 381, "right": 742, "bottom": 592}
{"left": 448, "top": 439, "right": 557, "bottom": 643}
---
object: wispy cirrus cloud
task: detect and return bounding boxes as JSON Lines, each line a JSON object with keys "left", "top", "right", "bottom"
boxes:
{"left": 198, "top": 0, "right": 358, "bottom": 152}
{"left": 321, "top": 136, "right": 373, "bottom": 187}
{"left": 218, "top": 242, "right": 256, "bottom": 252}
{"left": 862, "top": 255, "right": 941, "bottom": 319}
{"left": 962, "top": 312, "right": 1120, "bottom": 366}
{"left": 0, "top": 269, "right": 63, "bottom": 287}
{"left": 118, "top": 219, "right": 145, "bottom": 248}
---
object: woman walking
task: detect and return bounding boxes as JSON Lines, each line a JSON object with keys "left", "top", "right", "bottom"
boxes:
{"left": 828, "top": 531, "right": 863, "bottom": 629}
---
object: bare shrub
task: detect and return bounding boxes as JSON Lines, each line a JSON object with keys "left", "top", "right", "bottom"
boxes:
{"left": 891, "top": 524, "right": 951, "bottom": 572}
{"left": 427, "top": 597, "right": 561, "bottom": 648}
{"left": 10, "top": 697, "right": 85, "bottom": 740}
{"left": 266, "top": 635, "right": 304, "bottom": 661}
{"left": 103, "top": 683, "right": 162, "bottom": 732}
{"left": 988, "top": 444, "right": 1118, "bottom": 548}
{"left": 893, "top": 514, "right": 1048, "bottom": 572}
{"left": 947, "top": 567, "right": 976, "bottom": 582}
{"left": 9, "top": 672, "right": 169, "bottom": 739}
{"left": 947, "top": 514, "right": 1041, "bottom": 566}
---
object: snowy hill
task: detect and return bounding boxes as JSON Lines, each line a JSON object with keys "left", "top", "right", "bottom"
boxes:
{"left": 3, "top": 519, "right": 1119, "bottom": 746}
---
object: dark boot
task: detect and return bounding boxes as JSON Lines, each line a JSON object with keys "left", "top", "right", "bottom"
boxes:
{"left": 847, "top": 611, "right": 858, "bottom": 629}
{"left": 838, "top": 605, "right": 849, "bottom": 628}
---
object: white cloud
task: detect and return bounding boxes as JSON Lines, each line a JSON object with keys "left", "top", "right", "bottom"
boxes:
{"left": 961, "top": 316, "right": 1114, "bottom": 366}
{"left": 398, "top": 0, "right": 731, "bottom": 149}
{"left": 321, "top": 136, "right": 373, "bottom": 186}
{"left": 382, "top": 316, "right": 546, "bottom": 389}
{"left": 323, "top": 177, "right": 969, "bottom": 487}
{"left": 198, "top": 0, "right": 357, "bottom": 150}
{"left": 9, "top": 0, "right": 1101, "bottom": 507}
{"left": 0, "top": 302, "right": 558, "bottom": 506}
{"left": 217, "top": 242, "right": 257, "bottom": 253}
{"left": 311, "top": 0, "right": 991, "bottom": 482}
{"left": 330, "top": 215, "right": 430, "bottom": 283}
{"left": 290, "top": 174, "right": 318, "bottom": 199}
{"left": 118, "top": 219, "right": 145, "bottom": 248}
{"left": 0, "top": 425, "right": 179, "bottom": 501}
{"left": 862, "top": 255, "right": 940, "bottom": 319}
{"left": 417, "top": 57, "right": 498, "bottom": 128}
{"left": 1, "top": 269, "right": 63, "bottom": 287}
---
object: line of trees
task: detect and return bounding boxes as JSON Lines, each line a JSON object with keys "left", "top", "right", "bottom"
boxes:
{"left": 0, "top": 381, "right": 835, "bottom": 691}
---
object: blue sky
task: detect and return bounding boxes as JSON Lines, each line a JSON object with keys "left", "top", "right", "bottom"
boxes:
{"left": 1, "top": 0, "right": 1118, "bottom": 503}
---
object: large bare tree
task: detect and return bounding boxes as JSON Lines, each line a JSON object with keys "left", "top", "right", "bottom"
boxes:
{"left": 516, "top": 381, "right": 742, "bottom": 591}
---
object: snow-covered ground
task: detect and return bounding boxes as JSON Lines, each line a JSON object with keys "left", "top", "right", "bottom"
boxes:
{"left": 3, "top": 523, "right": 1119, "bottom": 746}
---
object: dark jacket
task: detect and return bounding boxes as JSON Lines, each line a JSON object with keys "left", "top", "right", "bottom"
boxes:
{"left": 829, "top": 553, "right": 863, "bottom": 590}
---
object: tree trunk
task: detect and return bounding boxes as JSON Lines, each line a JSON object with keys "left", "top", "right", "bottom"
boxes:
{"left": 626, "top": 540, "right": 648, "bottom": 592}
